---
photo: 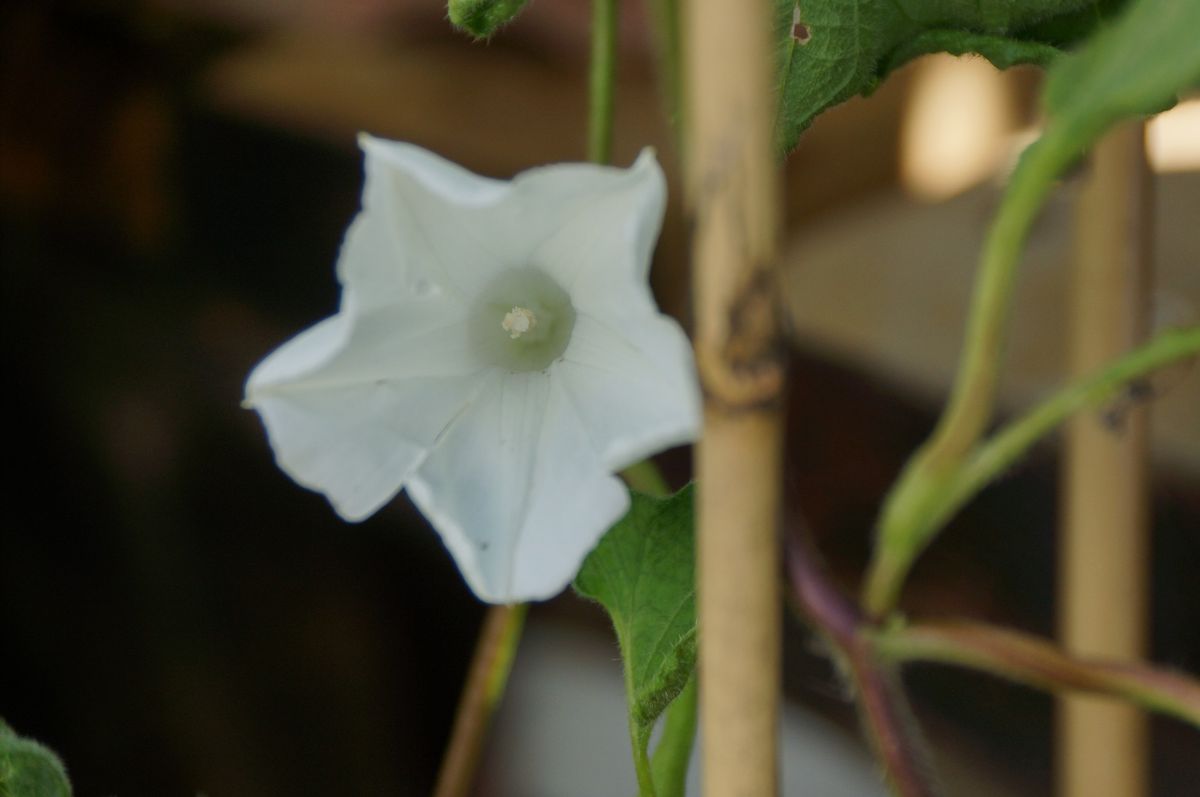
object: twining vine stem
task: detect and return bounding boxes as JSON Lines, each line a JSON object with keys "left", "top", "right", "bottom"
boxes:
{"left": 864, "top": 323, "right": 1200, "bottom": 615}
{"left": 588, "top": 0, "right": 619, "bottom": 165}
{"left": 870, "top": 622, "right": 1200, "bottom": 728}
{"left": 786, "top": 530, "right": 938, "bottom": 797}
{"left": 432, "top": 603, "right": 528, "bottom": 797}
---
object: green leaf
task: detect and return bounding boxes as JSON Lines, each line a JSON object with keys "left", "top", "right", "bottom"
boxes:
{"left": 1014, "top": 0, "right": 1127, "bottom": 47}
{"left": 877, "top": 30, "right": 1062, "bottom": 78}
{"left": 1041, "top": 0, "right": 1200, "bottom": 148}
{"left": 574, "top": 484, "right": 696, "bottom": 795}
{"left": 448, "top": 0, "right": 531, "bottom": 38}
{"left": 0, "top": 719, "right": 72, "bottom": 797}
{"left": 773, "top": 0, "right": 1113, "bottom": 152}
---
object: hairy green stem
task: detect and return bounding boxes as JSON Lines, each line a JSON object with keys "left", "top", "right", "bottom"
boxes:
{"left": 630, "top": 725, "right": 658, "bottom": 797}
{"left": 650, "top": 676, "right": 698, "bottom": 797}
{"left": 871, "top": 621, "right": 1200, "bottom": 727}
{"left": 589, "top": 0, "right": 619, "bottom": 165}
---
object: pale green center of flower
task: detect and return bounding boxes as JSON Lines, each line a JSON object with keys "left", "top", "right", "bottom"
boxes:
{"left": 469, "top": 267, "right": 576, "bottom": 372}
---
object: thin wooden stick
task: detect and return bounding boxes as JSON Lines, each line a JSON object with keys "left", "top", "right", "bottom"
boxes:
{"left": 433, "top": 604, "right": 528, "bottom": 797}
{"left": 686, "top": 0, "right": 784, "bottom": 794}
{"left": 1058, "top": 122, "right": 1152, "bottom": 797}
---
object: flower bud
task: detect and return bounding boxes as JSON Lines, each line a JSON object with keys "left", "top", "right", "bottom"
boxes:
{"left": 448, "top": 0, "right": 531, "bottom": 38}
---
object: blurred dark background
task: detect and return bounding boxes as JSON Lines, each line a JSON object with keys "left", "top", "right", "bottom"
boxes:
{"left": 2, "top": 1, "right": 1198, "bottom": 795}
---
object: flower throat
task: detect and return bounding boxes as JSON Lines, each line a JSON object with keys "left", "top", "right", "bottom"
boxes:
{"left": 469, "top": 267, "right": 576, "bottom": 372}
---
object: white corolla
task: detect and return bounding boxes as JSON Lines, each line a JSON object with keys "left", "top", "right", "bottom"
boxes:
{"left": 245, "top": 135, "right": 700, "bottom": 603}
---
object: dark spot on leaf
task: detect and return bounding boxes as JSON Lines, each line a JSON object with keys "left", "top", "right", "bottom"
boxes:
{"left": 792, "top": 23, "right": 811, "bottom": 45}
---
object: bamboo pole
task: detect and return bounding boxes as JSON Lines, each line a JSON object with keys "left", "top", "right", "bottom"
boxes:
{"left": 1057, "top": 123, "right": 1152, "bottom": 797}
{"left": 686, "top": 1, "right": 784, "bottom": 794}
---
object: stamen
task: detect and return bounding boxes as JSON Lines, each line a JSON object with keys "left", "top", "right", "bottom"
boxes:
{"left": 502, "top": 306, "right": 538, "bottom": 339}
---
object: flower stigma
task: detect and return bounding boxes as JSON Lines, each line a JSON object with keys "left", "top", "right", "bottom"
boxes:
{"left": 469, "top": 267, "right": 576, "bottom": 372}
{"left": 502, "top": 306, "right": 537, "bottom": 339}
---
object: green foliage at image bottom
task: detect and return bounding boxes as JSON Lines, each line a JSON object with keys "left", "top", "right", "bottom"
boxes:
{"left": 0, "top": 719, "right": 72, "bottom": 797}
{"left": 574, "top": 484, "right": 697, "bottom": 743}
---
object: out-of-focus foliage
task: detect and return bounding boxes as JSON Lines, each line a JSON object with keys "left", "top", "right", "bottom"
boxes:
{"left": 448, "top": 0, "right": 532, "bottom": 38}
{"left": 0, "top": 719, "right": 72, "bottom": 797}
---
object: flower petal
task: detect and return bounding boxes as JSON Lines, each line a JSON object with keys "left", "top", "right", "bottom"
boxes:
{"left": 349, "top": 138, "right": 667, "bottom": 310}
{"left": 526, "top": 148, "right": 666, "bottom": 319}
{"left": 406, "top": 371, "right": 629, "bottom": 602}
{"left": 556, "top": 311, "right": 701, "bottom": 471}
{"left": 251, "top": 375, "right": 484, "bottom": 520}
{"left": 350, "top": 135, "right": 522, "bottom": 301}
{"left": 247, "top": 296, "right": 479, "bottom": 395}
{"left": 245, "top": 296, "right": 489, "bottom": 521}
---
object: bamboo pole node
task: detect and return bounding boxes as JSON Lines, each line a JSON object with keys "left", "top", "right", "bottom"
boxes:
{"left": 687, "top": 1, "right": 784, "bottom": 794}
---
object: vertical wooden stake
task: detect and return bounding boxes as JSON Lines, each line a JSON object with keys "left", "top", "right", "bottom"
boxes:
{"left": 1058, "top": 123, "right": 1152, "bottom": 797}
{"left": 686, "top": 1, "right": 784, "bottom": 794}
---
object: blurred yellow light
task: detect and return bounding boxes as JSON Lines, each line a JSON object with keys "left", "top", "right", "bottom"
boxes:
{"left": 900, "top": 54, "right": 1015, "bottom": 201}
{"left": 1147, "top": 98, "right": 1200, "bottom": 172}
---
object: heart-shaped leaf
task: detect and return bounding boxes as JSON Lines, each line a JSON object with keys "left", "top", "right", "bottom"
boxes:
{"left": 574, "top": 484, "right": 696, "bottom": 789}
{"left": 773, "top": 0, "right": 1119, "bottom": 152}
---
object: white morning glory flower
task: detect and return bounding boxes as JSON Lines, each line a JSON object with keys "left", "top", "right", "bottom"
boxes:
{"left": 245, "top": 135, "right": 700, "bottom": 603}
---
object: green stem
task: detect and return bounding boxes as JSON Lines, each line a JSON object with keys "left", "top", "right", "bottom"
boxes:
{"left": 871, "top": 621, "right": 1200, "bottom": 727}
{"left": 864, "top": 129, "right": 1108, "bottom": 617}
{"left": 864, "top": 323, "right": 1200, "bottom": 616}
{"left": 433, "top": 603, "right": 529, "bottom": 797}
{"left": 589, "top": 0, "right": 619, "bottom": 165}
{"left": 647, "top": 0, "right": 684, "bottom": 157}
{"left": 629, "top": 702, "right": 658, "bottom": 797}
{"left": 950, "top": 324, "right": 1199, "bottom": 528}
{"left": 622, "top": 459, "right": 671, "bottom": 496}
{"left": 921, "top": 137, "right": 1065, "bottom": 470}
{"left": 650, "top": 675, "right": 698, "bottom": 797}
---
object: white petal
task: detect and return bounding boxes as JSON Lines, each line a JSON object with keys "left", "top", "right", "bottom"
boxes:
{"left": 347, "top": 139, "right": 667, "bottom": 310}
{"left": 526, "top": 148, "right": 667, "bottom": 319}
{"left": 350, "top": 135, "right": 523, "bottom": 300}
{"left": 247, "top": 296, "right": 479, "bottom": 397}
{"left": 557, "top": 311, "right": 701, "bottom": 471}
{"left": 245, "top": 295, "right": 489, "bottom": 521}
{"left": 251, "top": 374, "right": 485, "bottom": 520}
{"left": 406, "top": 371, "right": 629, "bottom": 603}
{"left": 243, "top": 314, "right": 350, "bottom": 393}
